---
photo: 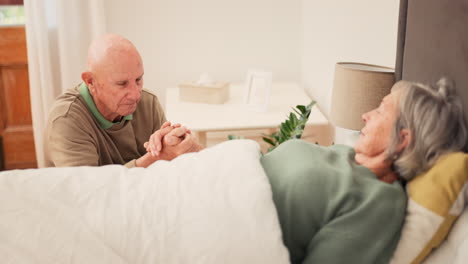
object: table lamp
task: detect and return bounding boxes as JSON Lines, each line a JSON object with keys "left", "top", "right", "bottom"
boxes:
{"left": 330, "top": 62, "right": 395, "bottom": 145}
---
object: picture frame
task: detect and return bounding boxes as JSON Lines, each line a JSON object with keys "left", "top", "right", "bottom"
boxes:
{"left": 243, "top": 70, "right": 272, "bottom": 112}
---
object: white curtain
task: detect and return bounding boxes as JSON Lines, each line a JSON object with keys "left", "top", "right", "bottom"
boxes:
{"left": 24, "top": 0, "right": 106, "bottom": 167}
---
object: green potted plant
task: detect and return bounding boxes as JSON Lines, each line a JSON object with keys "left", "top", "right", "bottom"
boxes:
{"left": 229, "top": 100, "right": 316, "bottom": 153}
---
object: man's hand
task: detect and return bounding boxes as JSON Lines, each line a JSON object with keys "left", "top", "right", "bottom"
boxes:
{"left": 136, "top": 121, "right": 202, "bottom": 168}
{"left": 156, "top": 133, "right": 203, "bottom": 161}
{"left": 144, "top": 122, "right": 191, "bottom": 155}
{"left": 135, "top": 121, "right": 177, "bottom": 167}
{"left": 145, "top": 121, "right": 181, "bottom": 156}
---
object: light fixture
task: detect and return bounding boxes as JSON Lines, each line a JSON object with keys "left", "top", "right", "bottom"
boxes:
{"left": 330, "top": 62, "right": 395, "bottom": 131}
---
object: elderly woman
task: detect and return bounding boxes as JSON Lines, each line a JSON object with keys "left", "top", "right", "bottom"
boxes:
{"left": 260, "top": 78, "right": 467, "bottom": 264}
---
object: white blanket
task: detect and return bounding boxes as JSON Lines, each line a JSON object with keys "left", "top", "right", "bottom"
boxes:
{"left": 0, "top": 140, "right": 289, "bottom": 264}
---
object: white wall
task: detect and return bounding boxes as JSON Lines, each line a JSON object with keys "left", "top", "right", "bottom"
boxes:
{"left": 302, "top": 0, "right": 400, "bottom": 117}
{"left": 104, "top": 0, "right": 302, "bottom": 106}
{"left": 104, "top": 0, "right": 400, "bottom": 117}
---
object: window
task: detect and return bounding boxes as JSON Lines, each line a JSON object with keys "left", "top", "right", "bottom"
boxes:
{"left": 0, "top": 0, "right": 24, "bottom": 25}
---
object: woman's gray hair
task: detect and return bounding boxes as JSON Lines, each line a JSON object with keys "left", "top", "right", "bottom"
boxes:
{"left": 387, "top": 78, "right": 468, "bottom": 181}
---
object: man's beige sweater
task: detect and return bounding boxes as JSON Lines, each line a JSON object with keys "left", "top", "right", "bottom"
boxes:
{"left": 44, "top": 84, "right": 166, "bottom": 167}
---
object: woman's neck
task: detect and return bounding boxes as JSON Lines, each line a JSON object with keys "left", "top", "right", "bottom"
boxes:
{"left": 355, "top": 152, "right": 398, "bottom": 184}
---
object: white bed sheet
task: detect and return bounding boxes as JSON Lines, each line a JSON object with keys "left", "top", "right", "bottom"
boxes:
{"left": 0, "top": 140, "right": 289, "bottom": 264}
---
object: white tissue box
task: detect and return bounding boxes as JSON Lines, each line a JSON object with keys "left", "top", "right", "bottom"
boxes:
{"left": 178, "top": 81, "right": 230, "bottom": 104}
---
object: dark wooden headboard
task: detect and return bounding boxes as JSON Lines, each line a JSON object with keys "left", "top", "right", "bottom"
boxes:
{"left": 395, "top": 0, "right": 468, "bottom": 130}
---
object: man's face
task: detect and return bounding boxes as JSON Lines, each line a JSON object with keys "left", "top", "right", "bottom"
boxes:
{"left": 354, "top": 90, "right": 401, "bottom": 157}
{"left": 91, "top": 52, "right": 144, "bottom": 121}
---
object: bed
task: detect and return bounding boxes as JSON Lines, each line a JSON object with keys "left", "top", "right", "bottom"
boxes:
{"left": 0, "top": 140, "right": 290, "bottom": 263}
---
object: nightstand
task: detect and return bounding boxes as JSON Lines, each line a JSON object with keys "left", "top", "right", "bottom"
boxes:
{"left": 165, "top": 83, "right": 333, "bottom": 149}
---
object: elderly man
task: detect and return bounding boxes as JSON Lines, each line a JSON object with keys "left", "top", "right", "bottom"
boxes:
{"left": 44, "top": 34, "right": 201, "bottom": 167}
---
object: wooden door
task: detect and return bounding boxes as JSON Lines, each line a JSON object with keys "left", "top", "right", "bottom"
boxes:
{"left": 0, "top": 26, "right": 37, "bottom": 169}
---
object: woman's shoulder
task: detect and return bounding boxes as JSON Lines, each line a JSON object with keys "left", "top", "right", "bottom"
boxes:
{"left": 261, "top": 140, "right": 406, "bottom": 198}
{"left": 261, "top": 140, "right": 359, "bottom": 192}
{"left": 269, "top": 139, "right": 354, "bottom": 154}
{"left": 264, "top": 140, "right": 355, "bottom": 165}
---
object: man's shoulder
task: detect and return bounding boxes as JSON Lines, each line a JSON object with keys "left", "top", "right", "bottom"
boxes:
{"left": 140, "top": 88, "right": 160, "bottom": 102}
{"left": 48, "top": 85, "right": 89, "bottom": 123}
{"left": 137, "top": 88, "right": 163, "bottom": 112}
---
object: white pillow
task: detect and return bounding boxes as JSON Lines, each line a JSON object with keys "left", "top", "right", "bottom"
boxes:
{"left": 424, "top": 206, "right": 468, "bottom": 264}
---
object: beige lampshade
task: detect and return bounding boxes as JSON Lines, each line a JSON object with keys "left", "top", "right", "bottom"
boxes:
{"left": 330, "top": 62, "right": 395, "bottom": 130}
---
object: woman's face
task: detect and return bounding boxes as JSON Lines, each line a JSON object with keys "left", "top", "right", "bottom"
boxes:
{"left": 354, "top": 89, "right": 401, "bottom": 157}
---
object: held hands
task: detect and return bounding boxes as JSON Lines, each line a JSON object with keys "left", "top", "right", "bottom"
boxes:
{"left": 144, "top": 121, "right": 187, "bottom": 156}
{"left": 141, "top": 121, "right": 203, "bottom": 164}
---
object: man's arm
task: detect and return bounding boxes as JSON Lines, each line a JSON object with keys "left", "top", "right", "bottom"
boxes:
{"left": 46, "top": 117, "right": 100, "bottom": 167}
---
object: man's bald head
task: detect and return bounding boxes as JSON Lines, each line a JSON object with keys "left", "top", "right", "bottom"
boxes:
{"left": 81, "top": 34, "right": 145, "bottom": 122}
{"left": 86, "top": 34, "right": 142, "bottom": 74}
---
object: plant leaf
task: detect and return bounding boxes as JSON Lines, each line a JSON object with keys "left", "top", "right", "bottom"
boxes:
{"left": 297, "top": 105, "right": 306, "bottom": 113}
{"left": 228, "top": 134, "right": 245, "bottom": 140}
{"left": 262, "top": 137, "right": 276, "bottom": 146}
{"left": 260, "top": 100, "right": 316, "bottom": 153}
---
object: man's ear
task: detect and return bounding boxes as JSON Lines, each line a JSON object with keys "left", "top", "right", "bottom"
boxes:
{"left": 396, "top": 128, "right": 411, "bottom": 153}
{"left": 81, "top": 71, "right": 95, "bottom": 93}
